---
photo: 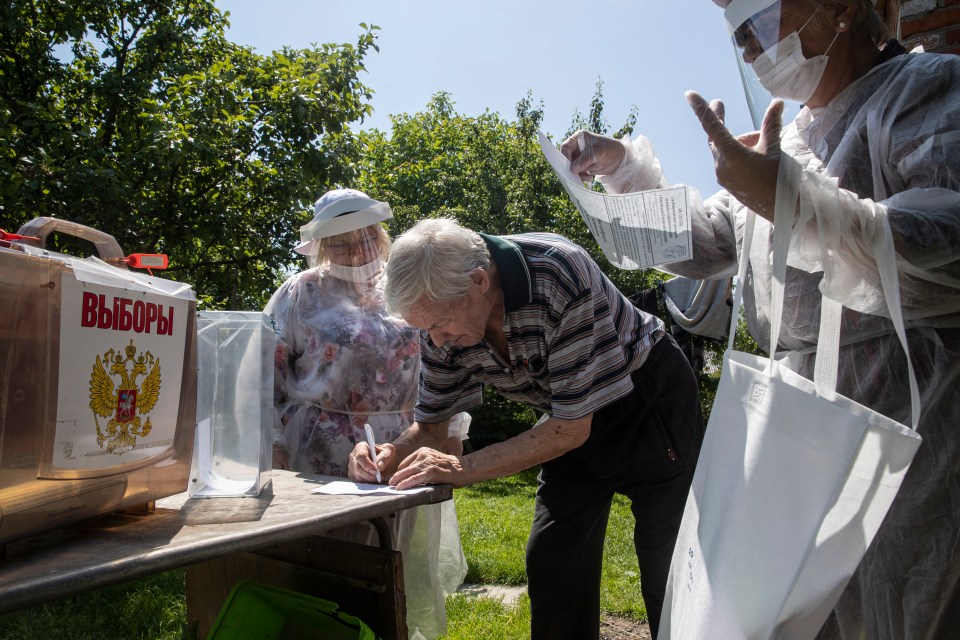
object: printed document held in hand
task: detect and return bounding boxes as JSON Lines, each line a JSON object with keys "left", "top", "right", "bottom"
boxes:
{"left": 537, "top": 131, "right": 693, "bottom": 269}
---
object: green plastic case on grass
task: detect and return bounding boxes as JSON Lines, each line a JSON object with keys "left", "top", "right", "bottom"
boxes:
{"left": 207, "top": 579, "right": 379, "bottom": 640}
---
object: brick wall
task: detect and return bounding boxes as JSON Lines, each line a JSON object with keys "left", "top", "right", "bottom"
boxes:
{"left": 899, "top": 0, "right": 960, "bottom": 54}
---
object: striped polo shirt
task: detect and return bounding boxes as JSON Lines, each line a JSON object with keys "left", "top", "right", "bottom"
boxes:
{"left": 414, "top": 232, "right": 665, "bottom": 423}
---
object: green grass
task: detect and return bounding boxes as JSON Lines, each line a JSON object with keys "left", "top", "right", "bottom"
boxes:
{"left": 0, "top": 469, "right": 648, "bottom": 639}
{"left": 454, "top": 469, "right": 538, "bottom": 586}
{"left": 0, "top": 570, "right": 187, "bottom": 640}
{"left": 443, "top": 592, "right": 532, "bottom": 640}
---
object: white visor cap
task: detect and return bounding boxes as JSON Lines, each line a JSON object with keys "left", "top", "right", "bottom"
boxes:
{"left": 723, "top": 0, "right": 779, "bottom": 36}
{"left": 294, "top": 188, "right": 393, "bottom": 256}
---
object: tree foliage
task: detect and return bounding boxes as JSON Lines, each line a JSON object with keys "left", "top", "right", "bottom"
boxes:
{"left": 357, "top": 88, "right": 662, "bottom": 309}
{"left": 566, "top": 77, "right": 638, "bottom": 141}
{"left": 0, "top": 0, "right": 723, "bottom": 444}
{"left": 0, "top": 0, "right": 377, "bottom": 309}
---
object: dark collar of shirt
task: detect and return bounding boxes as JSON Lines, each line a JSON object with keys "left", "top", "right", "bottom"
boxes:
{"left": 479, "top": 233, "right": 533, "bottom": 313}
{"left": 876, "top": 39, "right": 907, "bottom": 67}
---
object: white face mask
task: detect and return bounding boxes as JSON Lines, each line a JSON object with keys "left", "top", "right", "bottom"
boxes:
{"left": 752, "top": 13, "right": 839, "bottom": 104}
{"left": 325, "top": 257, "right": 384, "bottom": 286}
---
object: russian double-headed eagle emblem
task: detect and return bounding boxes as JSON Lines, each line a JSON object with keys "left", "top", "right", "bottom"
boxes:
{"left": 89, "top": 340, "right": 161, "bottom": 454}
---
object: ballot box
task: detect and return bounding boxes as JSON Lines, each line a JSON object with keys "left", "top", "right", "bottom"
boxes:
{"left": 0, "top": 217, "right": 197, "bottom": 544}
{"left": 189, "top": 311, "right": 274, "bottom": 498}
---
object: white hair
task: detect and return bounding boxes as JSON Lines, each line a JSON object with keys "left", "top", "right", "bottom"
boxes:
{"left": 384, "top": 218, "right": 490, "bottom": 317}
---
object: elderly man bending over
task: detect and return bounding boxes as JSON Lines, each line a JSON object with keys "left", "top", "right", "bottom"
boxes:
{"left": 348, "top": 218, "right": 704, "bottom": 640}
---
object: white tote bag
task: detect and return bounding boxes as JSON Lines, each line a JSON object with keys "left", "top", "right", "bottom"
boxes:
{"left": 659, "top": 156, "right": 922, "bottom": 640}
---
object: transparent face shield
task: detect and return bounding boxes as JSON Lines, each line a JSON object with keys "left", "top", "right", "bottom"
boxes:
{"left": 724, "top": 0, "right": 805, "bottom": 129}
{"left": 314, "top": 226, "right": 388, "bottom": 301}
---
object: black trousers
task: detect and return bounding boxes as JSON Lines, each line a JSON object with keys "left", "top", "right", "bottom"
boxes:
{"left": 526, "top": 335, "right": 704, "bottom": 640}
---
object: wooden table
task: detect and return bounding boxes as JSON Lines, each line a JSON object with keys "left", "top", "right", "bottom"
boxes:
{"left": 0, "top": 470, "right": 452, "bottom": 639}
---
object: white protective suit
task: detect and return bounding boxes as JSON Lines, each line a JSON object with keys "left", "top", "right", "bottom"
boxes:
{"left": 604, "top": 50, "right": 960, "bottom": 640}
{"left": 265, "top": 266, "right": 468, "bottom": 640}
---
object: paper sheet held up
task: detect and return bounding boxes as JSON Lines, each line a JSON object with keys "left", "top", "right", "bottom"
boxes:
{"left": 537, "top": 131, "right": 694, "bottom": 270}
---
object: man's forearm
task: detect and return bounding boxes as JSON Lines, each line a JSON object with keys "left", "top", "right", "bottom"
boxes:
{"left": 460, "top": 414, "right": 591, "bottom": 484}
{"left": 392, "top": 420, "right": 451, "bottom": 460}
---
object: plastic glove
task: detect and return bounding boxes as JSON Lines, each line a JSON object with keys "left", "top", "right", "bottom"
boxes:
{"left": 685, "top": 90, "right": 783, "bottom": 222}
{"left": 447, "top": 412, "right": 472, "bottom": 441}
{"left": 560, "top": 130, "right": 626, "bottom": 182}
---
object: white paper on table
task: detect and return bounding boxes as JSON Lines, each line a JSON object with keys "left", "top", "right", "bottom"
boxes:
{"left": 537, "top": 131, "right": 694, "bottom": 270}
{"left": 311, "top": 480, "right": 434, "bottom": 496}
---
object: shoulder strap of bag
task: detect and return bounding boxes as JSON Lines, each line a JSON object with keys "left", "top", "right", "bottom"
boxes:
{"left": 728, "top": 153, "right": 920, "bottom": 430}
{"left": 725, "top": 211, "right": 756, "bottom": 353}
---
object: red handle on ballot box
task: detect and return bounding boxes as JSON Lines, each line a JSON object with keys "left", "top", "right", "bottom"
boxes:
{"left": 124, "top": 254, "right": 169, "bottom": 270}
{"left": 1, "top": 229, "right": 41, "bottom": 243}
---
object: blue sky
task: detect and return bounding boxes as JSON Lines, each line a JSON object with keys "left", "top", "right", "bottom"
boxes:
{"left": 217, "top": 0, "right": 756, "bottom": 197}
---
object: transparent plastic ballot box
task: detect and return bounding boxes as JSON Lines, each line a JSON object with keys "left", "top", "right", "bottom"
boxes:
{"left": 189, "top": 311, "right": 274, "bottom": 498}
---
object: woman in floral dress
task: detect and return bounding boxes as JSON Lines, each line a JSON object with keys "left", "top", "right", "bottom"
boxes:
{"left": 265, "top": 188, "right": 467, "bottom": 640}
